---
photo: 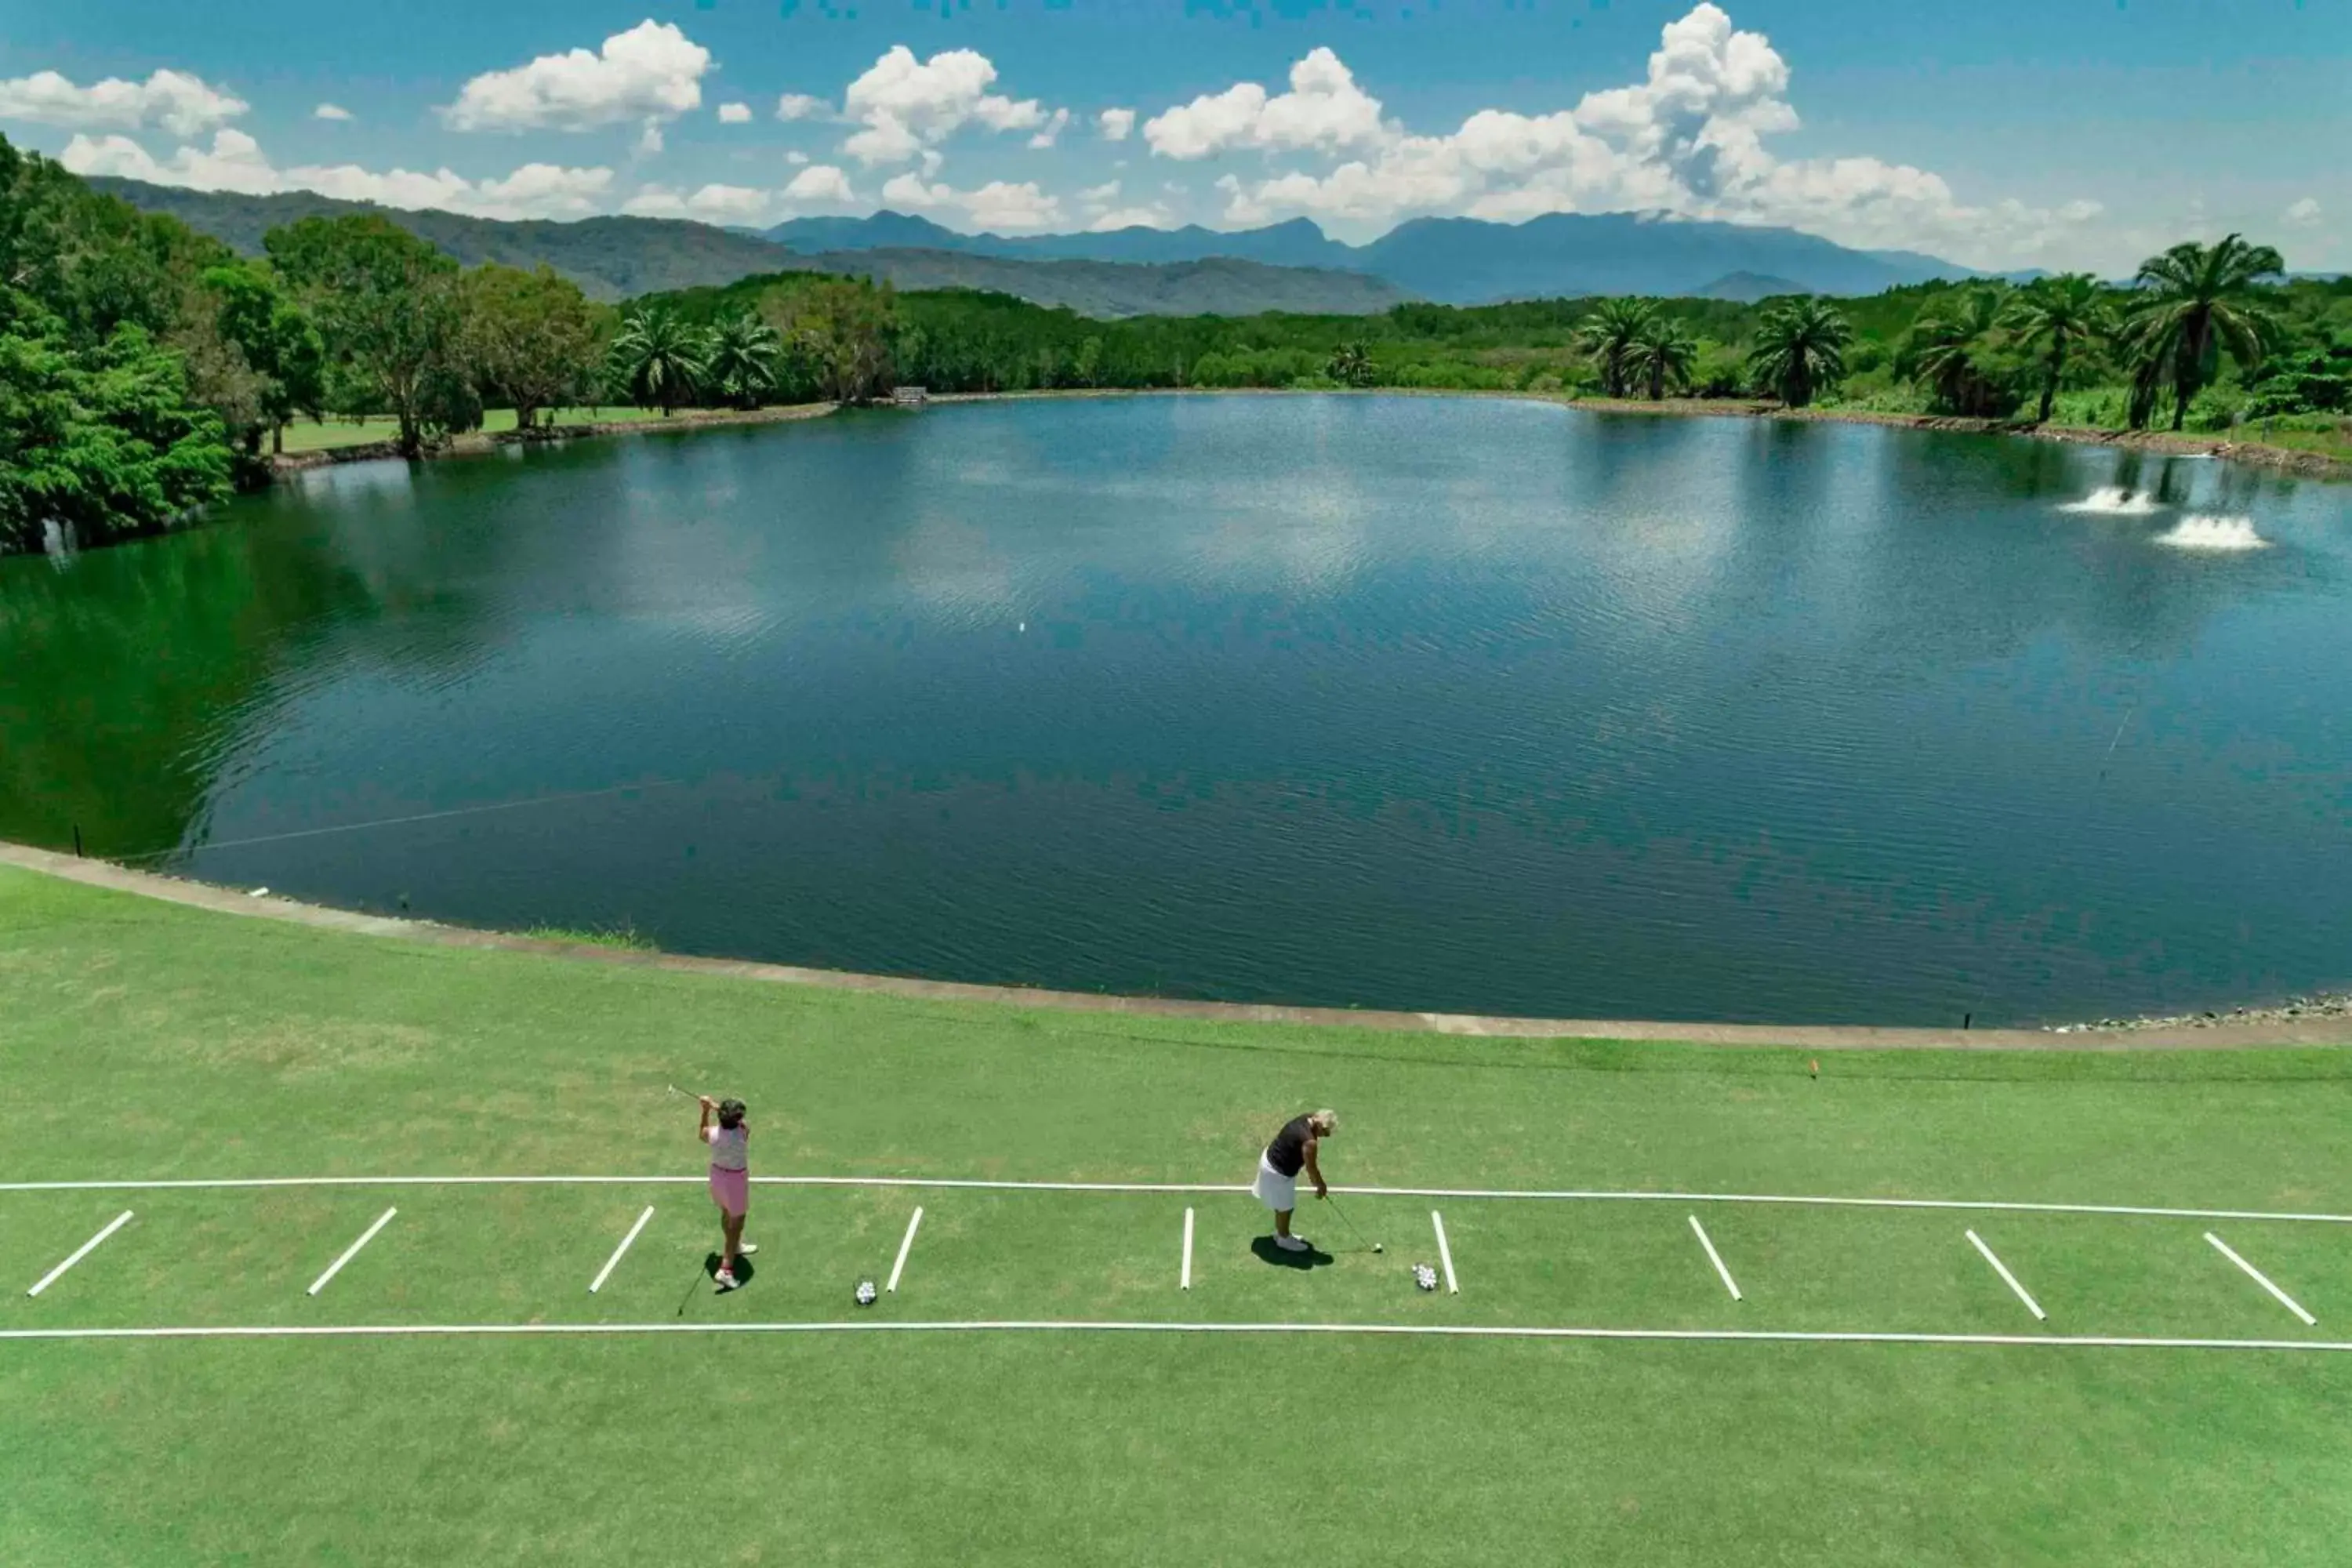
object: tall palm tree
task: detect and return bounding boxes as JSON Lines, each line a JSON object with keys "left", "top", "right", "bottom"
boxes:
{"left": 608, "top": 308, "right": 710, "bottom": 416}
{"left": 1326, "top": 341, "right": 1376, "bottom": 387}
{"left": 1747, "top": 297, "right": 1852, "bottom": 408}
{"left": 1905, "top": 287, "right": 2009, "bottom": 416}
{"left": 2126, "top": 233, "right": 2285, "bottom": 430}
{"left": 705, "top": 311, "right": 782, "bottom": 408}
{"left": 1627, "top": 314, "right": 1698, "bottom": 401}
{"left": 2001, "top": 274, "right": 2113, "bottom": 424}
{"left": 1577, "top": 297, "right": 1655, "bottom": 398}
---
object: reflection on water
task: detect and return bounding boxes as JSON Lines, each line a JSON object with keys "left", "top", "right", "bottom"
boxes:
{"left": 3, "top": 395, "right": 2348, "bottom": 1025}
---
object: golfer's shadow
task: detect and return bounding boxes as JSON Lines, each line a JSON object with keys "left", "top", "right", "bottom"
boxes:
{"left": 1250, "top": 1236, "right": 1334, "bottom": 1270}
{"left": 702, "top": 1252, "right": 756, "bottom": 1287}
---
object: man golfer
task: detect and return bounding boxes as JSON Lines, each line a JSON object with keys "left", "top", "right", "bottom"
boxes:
{"left": 1254, "top": 1109, "right": 1336, "bottom": 1252}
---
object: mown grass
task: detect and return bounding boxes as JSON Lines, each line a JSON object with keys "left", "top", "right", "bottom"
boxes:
{"left": 6, "top": 864, "right": 2352, "bottom": 1566}
{"left": 274, "top": 406, "right": 684, "bottom": 452}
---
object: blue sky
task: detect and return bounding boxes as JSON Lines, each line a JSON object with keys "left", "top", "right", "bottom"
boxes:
{"left": 2, "top": 0, "right": 2343, "bottom": 270}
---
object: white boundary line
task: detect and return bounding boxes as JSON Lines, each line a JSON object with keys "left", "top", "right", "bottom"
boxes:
{"left": 1181, "top": 1208, "right": 1194, "bottom": 1291}
{"left": 9, "top": 1319, "right": 2352, "bottom": 1351}
{"left": 887, "top": 1207, "right": 924, "bottom": 1294}
{"left": 25, "top": 1210, "right": 133, "bottom": 1298}
{"left": 5, "top": 1174, "right": 2349, "bottom": 1226}
{"left": 2205, "top": 1232, "right": 2317, "bottom": 1326}
{"left": 1965, "top": 1230, "right": 2046, "bottom": 1321}
{"left": 1431, "top": 1210, "right": 1459, "bottom": 1294}
{"left": 307, "top": 1207, "right": 397, "bottom": 1298}
{"left": 1689, "top": 1215, "right": 1742, "bottom": 1301}
{"left": 588, "top": 1207, "right": 655, "bottom": 1294}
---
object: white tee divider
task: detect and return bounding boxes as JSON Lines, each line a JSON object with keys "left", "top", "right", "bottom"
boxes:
{"left": 1430, "top": 1210, "right": 1460, "bottom": 1294}
{"left": 1965, "top": 1229, "right": 2045, "bottom": 1321}
{"left": 307, "top": 1207, "right": 398, "bottom": 1298}
{"left": 1689, "top": 1214, "right": 1742, "bottom": 1301}
{"left": 887, "top": 1207, "right": 924, "bottom": 1294}
{"left": 2205, "top": 1232, "right": 2317, "bottom": 1326}
{"left": 26, "top": 1210, "right": 134, "bottom": 1298}
{"left": 589, "top": 1207, "right": 656, "bottom": 1294}
{"left": 1181, "top": 1208, "right": 1195, "bottom": 1291}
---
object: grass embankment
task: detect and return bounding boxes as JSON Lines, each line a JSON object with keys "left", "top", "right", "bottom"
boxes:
{"left": 7, "top": 865, "right": 2352, "bottom": 1564}
{"left": 277, "top": 406, "right": 683, "bottom": 453}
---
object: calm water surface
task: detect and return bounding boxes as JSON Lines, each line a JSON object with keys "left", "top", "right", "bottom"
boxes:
{"left": 5, "top": 395, "right": 2348, "bottom": 1024}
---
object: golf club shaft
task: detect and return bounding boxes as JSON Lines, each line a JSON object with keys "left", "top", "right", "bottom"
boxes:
{"left": 1326, "top": 1194, "right": 1378, "bottom": 1250}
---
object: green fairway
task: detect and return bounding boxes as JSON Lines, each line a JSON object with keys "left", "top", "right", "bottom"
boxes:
{"left": 7, "top": 866, "right": 2352, "bottom": 1563}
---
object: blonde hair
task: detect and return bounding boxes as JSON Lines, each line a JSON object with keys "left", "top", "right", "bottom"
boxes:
{"left": 1309, "top": 1109, "right": 1338, "bottom": 1134}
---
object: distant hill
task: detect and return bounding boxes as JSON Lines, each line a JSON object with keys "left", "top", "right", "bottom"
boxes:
{"left": 87, "top": 177, "right": 1408, "bottom": 316}
{"left": 91, "top": 176, "right": 1987, "bottom": 314}
{"left": 797, "top": 248, "right": 1404, "bottom": 318}
{"left": 771, "top": 209, "right": 1980, "bottom": 303}
{"left": 767, "top": 212, "right": 1357, "bottom": 271}
{"left": 84, "top": 177, "right": 794, "bottom": 302}
{"left": 1694, "top": 270, "right": 1812, "bottom": 302}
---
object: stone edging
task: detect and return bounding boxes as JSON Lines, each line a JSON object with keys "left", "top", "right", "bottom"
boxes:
{"left": 5, "top": 840, "right": 2347, "bottom": 1052}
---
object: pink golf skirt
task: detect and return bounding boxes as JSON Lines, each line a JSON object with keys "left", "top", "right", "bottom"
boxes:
{"left": 709, "top": 1163, "right": 750, "bottom": 1217}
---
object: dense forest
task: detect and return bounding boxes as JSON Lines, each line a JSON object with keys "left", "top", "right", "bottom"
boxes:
{"left": 4, "top": 130, "right": 2347, "bottom": 557}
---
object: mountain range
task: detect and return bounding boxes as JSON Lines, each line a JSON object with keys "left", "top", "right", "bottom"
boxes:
{"left": 89, "top": 174, "right": 1985, "bottom": 317}
{"left": 766, "top": 209, "right": 1984, "bottom": 303}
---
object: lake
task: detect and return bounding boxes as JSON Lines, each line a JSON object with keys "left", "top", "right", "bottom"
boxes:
{"left": 5, "top": 394, "right": 2348, "bottom": 1025}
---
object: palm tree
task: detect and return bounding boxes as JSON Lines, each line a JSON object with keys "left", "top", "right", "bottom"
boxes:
{"left": 2001, "top": 274, "right": 2113, "bottom": 425}
{"left": 2126, "top": 233, "right": 2285, "bottom": 430}
{"left": 1747, "top": 297, "right": 1852, "bottom": 408}
{"left": 1326, "top": 341, "right": 1376, "bottom": 387}
{"left": 705, "top": 311, "right": 782, "bottom": 408}
{"left": 608, "top": 308, "right": 710, "bottom": 416}
{"left": 1905, "top": 287, "right": 2009, "bottom": 416}
{"left": 1627, "top": 314, "right": 1698, "bottom": 401}
{"left": 1577, "top": 297, "right": 1655, "bottom": 398}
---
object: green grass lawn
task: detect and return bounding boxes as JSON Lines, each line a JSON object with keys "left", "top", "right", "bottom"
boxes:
{"left": 7, "top": 865, "right": 2352, "bottom": 1564}
{"left": 275, "top": 407, "right": 685, "bottom": 452}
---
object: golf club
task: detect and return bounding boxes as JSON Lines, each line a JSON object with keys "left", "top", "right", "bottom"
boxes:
{"left": 677, "top": 1253, "right": 711, "bottom": 1316}
{"left": 1323, "top": 1192, "right": 1384, "bottom": 1254}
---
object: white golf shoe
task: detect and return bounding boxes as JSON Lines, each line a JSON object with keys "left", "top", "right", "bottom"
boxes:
{"left": 737, "top": 1243, "right": 758, "bottom": 1255}
{"left": 1274, "top": 1234, "right": 1310, "bottom": 1253}
{"left": 714, "top": 1269, "right": 739, "bottom": 1292}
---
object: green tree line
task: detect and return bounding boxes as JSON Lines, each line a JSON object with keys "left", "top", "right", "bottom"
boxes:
{"left": 5, "top": 126, "right": 2347, "bottom": 557}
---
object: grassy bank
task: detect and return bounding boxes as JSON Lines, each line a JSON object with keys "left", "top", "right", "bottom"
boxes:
{"left": 7, "top": 864, "right": 2352, "bottom": 1565}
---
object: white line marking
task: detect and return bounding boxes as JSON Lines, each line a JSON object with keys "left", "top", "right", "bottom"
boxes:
{"left": 4, "top": 1174, "right": 2347, "bottom": 1227}
{"left": 1431, "top": 1210, "right": 1459, "bottom": 1294}
{"left": 25, "top": 1211, "right": 133, "bottom": 1298}
{"left": 2206, "top": 1232, "right": 2316, "bottom": 1326}
{"left": 1966, "top": 1230, "right": 2046, "bottom": 1321}
{"left": 588, "top": 1206, "right": 655, "bottom": 1294}
{"left": 307, "top": 1207, "right": 397, "bottom": 1297}
{"left": 1689, "top": 1215, "right": 1741, "bottom": 1301}
{"left": 11, "top": 1320, "right": 2352, "bottom": 1351}
{"left": 887, "top": 1207, "right": 924, "bottom": 1294}
{"left": 1181, "top": 1207, "right": 1194, "bottom": 1291}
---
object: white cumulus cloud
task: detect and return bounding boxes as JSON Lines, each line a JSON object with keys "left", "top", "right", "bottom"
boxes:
{"left": 60, "top": 129, "right": 612, "bottom": 220}
{"left": 717, "top": 102, "right": 752, "bottom": 125}
{"left": 1145, "top": 47, "right": 1385, "bottom": 162}
{"left": 443, "top": 20, "right": 711, "bottom": 132}
{"left": 623, "top": 182, "right": 770, "bottom": 221}
{"left": 1098, "top": 107, "right": 1135, "bottom": 143}
{"left": 0, "top": 67, "right": 247, "bottom": 137}
{"left": 1027, "top": 107, "right": 1072, "bottom": 150}
{"left": 313, "top": 103, "right": 353, "bottom": 122}
{"left": 782, "top": 165, "right": 858, "bottom": 208}
{"left": 1195, "top": 5, "right": 2103, "bottom": 266}
{"left": 775, "top": 93, "right": 831, "bottom": 122}
{"left": 880, "top": 172, "right": 1062, "bottom": 231}
{"left": 2285, "top": 197, "right": 2322, "bottom": 228}
{"left": 840, "top": 45, "right": 1047, "bottom": 165}
{"left": 786, "top": 150, "right": 810, "bottom": 166}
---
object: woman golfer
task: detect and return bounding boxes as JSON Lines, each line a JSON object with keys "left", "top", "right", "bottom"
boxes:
{"left": 1254, "top": 1110, "right": 1336, "bottom": 1252}
{"left": 698, "top": 1095, "right": 757, "bottom": 1290}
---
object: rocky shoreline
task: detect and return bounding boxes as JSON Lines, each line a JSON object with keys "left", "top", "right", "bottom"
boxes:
{"left": 2047, "top": 993, "right": 2352, "bottom": 1034}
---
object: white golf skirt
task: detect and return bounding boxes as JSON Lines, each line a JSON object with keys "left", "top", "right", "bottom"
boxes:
{"left": 1253, "top": 1152, "right": 1298, "bottom": 1213}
